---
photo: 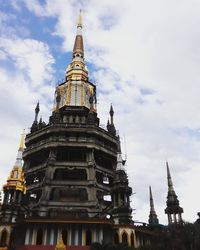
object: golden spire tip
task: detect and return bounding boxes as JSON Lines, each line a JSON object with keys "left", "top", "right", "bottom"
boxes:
{"left": 19, "top": 129, "right": 25, "bottom": 151}
{"left": 77, "top": 9, "right": 82, "bottom": 28}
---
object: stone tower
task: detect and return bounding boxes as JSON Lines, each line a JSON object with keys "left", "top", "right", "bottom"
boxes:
{"left": 165, "top": 162, "right": 183, "bottom": 225}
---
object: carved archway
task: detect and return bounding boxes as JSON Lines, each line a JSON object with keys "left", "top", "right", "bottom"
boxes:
{"left": 114, "top": 231, "right": 119, "bottom": 244}
{"left": 86, "top": 229, "right": 92, "bottom": 246}
{"left": 36, "top": 228, "right": 43, "bottom": 245}
{"left": 130, "top": 232, "right": 135, "bottom": 247}
{"left": 1, "top": 229, "right": 8, "bottom": 246}
{"left": 62, "top": 229, "right": 68, "bottom": 245}
{"left": 122, "top": 231, "right": 128, "bottom": 244}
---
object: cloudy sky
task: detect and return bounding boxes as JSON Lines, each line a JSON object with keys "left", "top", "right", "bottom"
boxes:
{"left": 0, "top": 0, "right": 200, "bottom": 225}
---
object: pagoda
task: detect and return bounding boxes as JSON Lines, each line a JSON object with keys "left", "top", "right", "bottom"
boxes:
{"left": 0, "top": 12, "right": 145, "bottom": 249}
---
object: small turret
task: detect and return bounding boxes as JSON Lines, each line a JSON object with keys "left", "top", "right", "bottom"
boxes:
{"left": 107, "top": 105, "right": 116, "bottom": 135}
{"left": 31, "top": 102, "right": 40, "bottom": 132}
{"left": 165, "top": 162, "right": 183, "bottom": 225}
{"left": 112, "top": 136, "right": 132, "bottom": 224}
{"left": 35, "top": 101, "right": 40, "bottom": 120}
{"left": 148, "top": 186, "right": 159, "bottom": 226}
{"left": 110, "top": 104, "right": 114, "bottom": 123}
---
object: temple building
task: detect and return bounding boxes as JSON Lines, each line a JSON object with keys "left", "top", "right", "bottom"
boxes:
{"left": 0, "top": 12, "right": 155, "bottom": 250}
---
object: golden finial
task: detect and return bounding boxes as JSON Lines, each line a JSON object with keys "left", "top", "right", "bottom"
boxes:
{"left": 55, "top": 231, "right": 66, "bottom": 250}
{"left": 77, "top": 9, "right": 82, "bottom": 28}
{"left": 19, "top": 129, "right": 25, "bottom": 151}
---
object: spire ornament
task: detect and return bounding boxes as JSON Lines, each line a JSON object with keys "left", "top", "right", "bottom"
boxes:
{"left": 34, "top": 101, "right": 40, "bottom": 122}
{"left": 116, "top": 136, "right": 125, "bottom": 171}
{"left": 73, "top": 10, "right": 84, "bottom": 58}
{"left": 31, "top": 102, "right": 40, "bottom": 132}
{"left": 55, "top": 231, "right": 66, "bottom": 250}
{"left": 107, "top": 104, "right": 116, "bottom": 135}
{"left": 19, "top": 129, "right": 25, "bottom": 151}
{"left": 77, "top": 9, "right": 82, "bottom": 28}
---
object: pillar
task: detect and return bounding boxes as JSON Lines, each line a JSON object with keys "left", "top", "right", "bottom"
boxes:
{"left": 50, "top": 228, "right": 54, "bottom": 245}
{"left": 82, "top": 228, "right": 86, "bottom": 246}
{"left": 43, "top": 227, "right": 47, "bottom": 245}
{"left": 25, "top": 228, "right": 30, "bottom": 245}
{"left": 75, "top": 228, "right": 79, "bottom": 246}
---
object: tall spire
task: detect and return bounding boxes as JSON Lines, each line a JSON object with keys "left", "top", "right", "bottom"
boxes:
{"left": 19, "top": 129, "right": 25, "bottom": 151}
{"left": 165, "top": 162, "right": 183, "bottom": 225}
{"left": 15, "top": 130, "right": 25, "bottom": 168}
{"left": 116, "top": 136, "right": 125, "bottom": 171}
{"left": 166, "top": 161, "right": 174, "bottom": 192}
{"left": 73, "top": 9, "right": 84, "bottom": 58}
{"left": 148, "top": 186, "right": 159, "bottom": 225}
{"left": 77, "top": 9, "right": 82, "bottom": 28}
{"left": 110, "top": 104, "right": 114, "bottom": 125}
{"left": 34, "top": 101, "right": 40, "bottom": 122}
{"left": 31, "top": 102, "right": 40, "bottom": 132}
{"left": 107, "top": 104, "right": 116, "bottom": 135}
{"left": 58, "top": 12, "right": 96, "bottom": 113}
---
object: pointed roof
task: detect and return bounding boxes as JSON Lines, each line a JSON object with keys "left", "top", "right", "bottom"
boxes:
{"left": 73, "top": 10, "right": 84, "bottom": 58}
{"left": 148, "top": 186, "right": 159, "bottom": 225}
{"left": 149, "top": 186, "right": 156, "bottom": 213}
{"left": 19, "top": 129, "right": 25, "bottom": 151}
{"left": 35, "top": 101, "right": 40, "bottom": 114}
{"left": 109, "top": 104, "right": 114, "bottom": 116}
{"left": 165, "top": 162, "right": 183, "bottom": 218}
{"left": 166, "top": 161, "right": 174, "bottom": 192}
{"left": 3, "top": 132, "right": 26, "bottom": 193}
{"left": 55, "top": 231, "right": 66, "bottom": 250}
{"left": 116, "top": 136, "right": 125, "bottom": 171}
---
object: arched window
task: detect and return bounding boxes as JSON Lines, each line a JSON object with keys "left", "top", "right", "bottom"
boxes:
{"left": 122, "top": 231, "right": 128, "bottom": 245}
{"left": 114, "top": 232, "right": 119, "bottom": 244}
{"left": 1, "top": 229, "right": 8, "bottom": 246}
{"left": 130, "top": 232, "right": 135, "bottom": 247}
{"left": 36, "top": 228, "right": 43, "bottom": 245}
{"left": 86, "top": 229, "right": 92, "bottom": 246}
{"left": 62, "top": 229, "right": 68, "bottom": 245}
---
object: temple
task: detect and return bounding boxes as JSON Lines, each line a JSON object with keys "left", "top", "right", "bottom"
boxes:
{"left": 0, "top": 12, "right": 156, "bottom": 249}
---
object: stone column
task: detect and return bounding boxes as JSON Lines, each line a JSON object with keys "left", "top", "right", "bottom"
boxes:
{"left": 74, "top": 227, "right": 79, "bottom": 246}
{"left": 25, "top": 228, "right": 30, "bottom": 245}
{"left": 50, "top": 228, "right": 54, "bottom": 245}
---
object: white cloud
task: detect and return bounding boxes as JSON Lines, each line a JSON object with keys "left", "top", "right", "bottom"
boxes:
{"left": 1, "top": 0, "right": 200, "bottom": 224}
{"left": 0, "top": 37, "right": 55, "bottom": 87}
{"left": 0, "top": 10, "right": 55, "bottom": 194}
